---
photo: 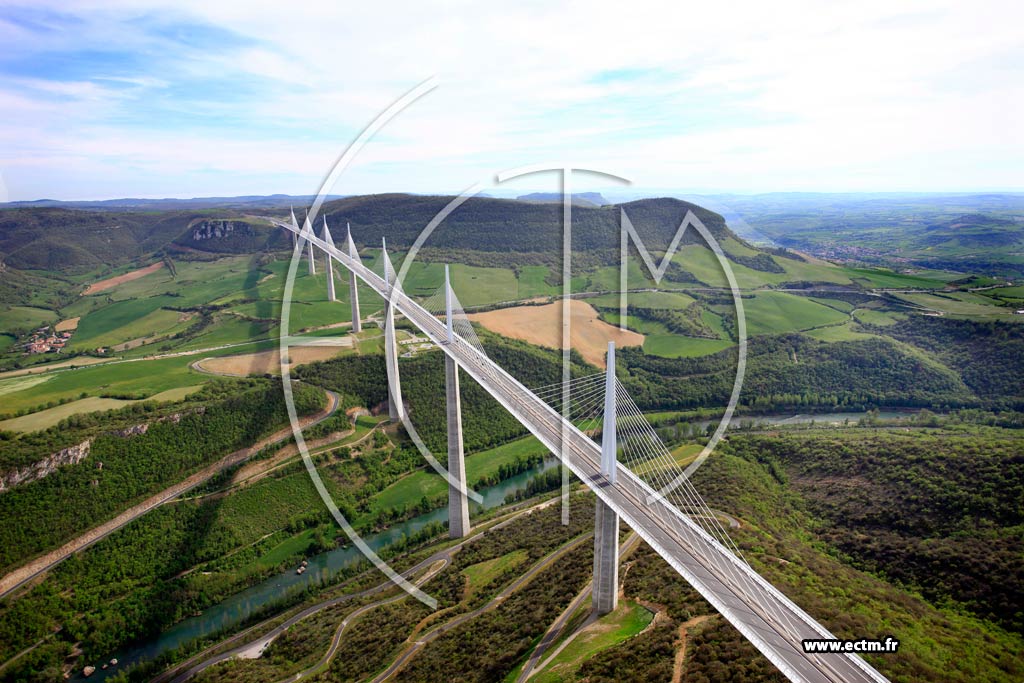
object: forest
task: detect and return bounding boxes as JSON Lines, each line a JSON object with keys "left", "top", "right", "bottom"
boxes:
{"left": 721, "top": 429, "right": 1024, "bottom": 633}
{"left": 0, "top": 379, "right": 324, "bottom": 572}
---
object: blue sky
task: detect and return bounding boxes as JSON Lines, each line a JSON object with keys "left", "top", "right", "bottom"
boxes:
{"left": 0, "top": 0, "right": 1021, "bottom": 201}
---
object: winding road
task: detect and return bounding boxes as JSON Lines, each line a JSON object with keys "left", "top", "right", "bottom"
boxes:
{"left": 0, "top": 389, "right": 339, "bottom": 599}
{"left": 156, "top": 497, "right": 562, "bottom": 683}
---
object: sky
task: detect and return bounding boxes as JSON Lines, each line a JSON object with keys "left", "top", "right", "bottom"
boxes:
{"left": 0, "top": 0, "right": 1022, "bottom": 201}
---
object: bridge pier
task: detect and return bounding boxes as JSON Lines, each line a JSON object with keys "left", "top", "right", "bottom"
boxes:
{"left": 382, "top": 239, "right": 404, "bottom": 422}
{"left": 384, "top": 304, "right": 404, "bottom": 421}
{"left": 593, "top": 341, "right": 620, "bottom": 614}
{"left": 346, "top": 223, "right": 361, "bottom": 333}
{"left": 322, "top": 218, "right": 336, "bottom": 302}
{"left": 446, "top": 356, "right": 470, "bottom": 538}
{"left": 593, "top": 498, "right": 620, "bottom": 614}
{"left": 443, "top": 266, "right": 470, "bottom": 537}
{"left": 304, "top": 213, "right": 316, "bottom": 276}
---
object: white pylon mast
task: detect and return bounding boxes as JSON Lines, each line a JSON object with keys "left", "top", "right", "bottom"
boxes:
{"left": 322, "top": 216, "right": 336, "bottom": 302}
{"left": 445, "top": 264, "right": 454, "bottom": 344}
{"left": 304, "top": 212, "right": 315, "bottom": 275}
{"left": 346, "top": 222, "right": 358, "bottom": 260}
{"left": 601, "top": 341, "right": 617, "bottom": 484}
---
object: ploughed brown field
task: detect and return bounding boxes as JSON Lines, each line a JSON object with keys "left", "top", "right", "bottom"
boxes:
{"left": 469, "top": 300, "right": 643, "bottom": 368}
{"left": 83, "top": 262, "right": 164, "bottom": 295}
{"left": 195, "top": 342, "right": 352, "bottom": 377}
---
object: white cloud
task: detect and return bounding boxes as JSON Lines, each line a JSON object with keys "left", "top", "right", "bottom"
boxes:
{"left": 1, "top": 0, "right": 1022, "bottom": 199}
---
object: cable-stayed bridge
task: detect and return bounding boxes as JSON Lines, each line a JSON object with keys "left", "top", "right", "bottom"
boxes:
{"left": 270, "top": 213, "right": 890, "bottom": 683}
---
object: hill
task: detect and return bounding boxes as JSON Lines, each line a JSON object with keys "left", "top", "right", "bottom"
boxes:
{"left": 0, "top": 195, "right": 739, "bottom": 275}
{"left": 318, "top": 193, "right": 733, "bottom": 253}
{"left": 515, "top": 192, "right": 610, "bottom": 206}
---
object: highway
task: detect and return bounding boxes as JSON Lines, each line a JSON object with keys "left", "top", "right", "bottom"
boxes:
{"left": 272, "top": 218, "right": 889, "bottom": 683}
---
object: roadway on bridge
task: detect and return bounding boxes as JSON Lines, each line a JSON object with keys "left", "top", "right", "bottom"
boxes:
{"left": 273, "top": 218, "right": 889, "bottom": 683}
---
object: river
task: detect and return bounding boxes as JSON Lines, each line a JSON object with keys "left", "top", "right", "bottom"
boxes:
{"left": 82, "top": 456, "right": 561, "bottom": 680}
{"left": 83, "top": 408, "right": 918, "bottom": 679}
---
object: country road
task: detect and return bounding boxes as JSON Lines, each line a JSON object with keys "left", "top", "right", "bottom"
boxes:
{"left": 156, "top": 497, "right": 562, "bottom": 683}
{"left": 0, "top": 389, "right": 339, "bottom": 600}
{"left": 369, "top": 533, "right": 594, "bottom": 683}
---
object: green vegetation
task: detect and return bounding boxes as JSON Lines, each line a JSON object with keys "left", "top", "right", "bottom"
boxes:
{"left": 1, "top": 192, "right": 1022, "bottom": 682}
{"left": 642, "top": 335, "right": 733, "bottom": 358}
{"left": 620, "top": 333, "right": 972, "bottom": 412}
{"left": 725, "top": 429, "right": 1024, "bottom": 632}
{"left": 367, "top": 436, "right": 548, "bottom": 519}
{"left": 0, "top": 380, "right": 324, "bottom": 571}
{"left": 0, "top": 305, "right": 58, "bottom": 333}
{"left": 0, "top": 386, "right": 201, "bottom": 432}
{"left": 462, "top": 549, "right": 529, "bottom": 597}
{"left": 532, "top": 601, "right": 654, "bottom": 683}
{"left": 739, "top": 290, "right": 849, "bottom": 335}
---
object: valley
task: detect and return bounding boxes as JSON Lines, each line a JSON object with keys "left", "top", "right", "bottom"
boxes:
{"left": 0, "top": 193, "right": 1021, "bottom": 682}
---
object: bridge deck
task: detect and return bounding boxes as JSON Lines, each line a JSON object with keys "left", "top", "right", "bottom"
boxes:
{"left": 274, "top": 219, "right": 889, "bottom": 683}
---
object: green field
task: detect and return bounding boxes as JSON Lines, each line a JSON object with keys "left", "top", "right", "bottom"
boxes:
{"left": 588, "top": 290, "right": 696, "bottom": 310}
{"left": 852, "top": 308, "right": 905, "bottom": 326}
{"left": 74, "top": 306, "right": 188, "bottom": 350}
{"left": 0, "top": 385, "right": 203, "bottom": 432}
{"left": 738, "top": 291, "right": 848, "bottom": 335}
{"left": 600, "top": 311, "right": 670, "bottom": 336}
{"left": 642, "top": 335, "right": 733, "bottom": 358}
{"left": 516, "top": 265, "right": 559, "bottom": 299}
{"left": 0, "top": 373, "right": 56, "bottom": 398}
{"left": 846, "top": 267, "right": 948, "bottom": 289}
{"left": 0, "top": 306, "right": 59, "bottom": 333}
{"left": 808, "top": 297, "right": 856, "bottom": 313}
{"left": 804, "top": 322, "right": 878, "bottom": 342}
{"left": 530, "top": 600, "right": 654, "bottom": 683}
{"left": 985, "top": 285, "right": 1024, "bottom": 299}
{"left": 0, "top": 337, "right": 290, "bottom": 414}
{"left": 671, "top": 244, "right": 854, "bottom": 289}
{"left": 366, "top": 435, "right": 548, "bottom": 518}
{"left": 894, "top": 292, "right": 1016, "bottom": 317}
{"left": 463, "top": 549, "right": 529, "bottom": 597}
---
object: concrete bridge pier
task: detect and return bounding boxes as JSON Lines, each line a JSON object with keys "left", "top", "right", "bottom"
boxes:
{"left": 303, "top": 213, "right": 316, "bottom": 276}
{"left": 593, "top": 341, "right": 620, "bottom": 614}
{"left": 346, "top": 223, "right": 361, "bottom": 333}
{"left": 443, "top": 266, "right": 470, "bottom": 537}
{"left": 322, "top": 217, "right": 336, "bottom": 302}
{"left": 384, "top": 303, "right": 404, "bottom": 421}
{"left": 446, "top": 355, "right": 470, "bottom": 538}
{"left": 382, "top": 239, "right": 404, "bottom": 422}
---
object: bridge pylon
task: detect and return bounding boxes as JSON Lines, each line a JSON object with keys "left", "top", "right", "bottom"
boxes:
{"left": 346, "top": 223, "right": 361, "bottom": 333}
{"left": 593, "top": 341, "right": 620, "bottom": 614}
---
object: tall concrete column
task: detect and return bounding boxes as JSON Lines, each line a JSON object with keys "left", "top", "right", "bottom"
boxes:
{"left": 593, "top": 341, "right": 619, "bottom": 614}
{"left": 304, "top": 213, "right": 316, "bottom": 276}
{"left": 593, "top": 496, "right": 620, "bottom": 614}
{"left": 347, "top": 223, "right": 361, "bottom": 333}
{"left": 384, "top": 303, "right": 404, "bottom": 421}
{"left": 322, "top": 217, "right": 336, "bottom": 302}
{"left": 446, "top": 355, "right": 470, "bottom": 538}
